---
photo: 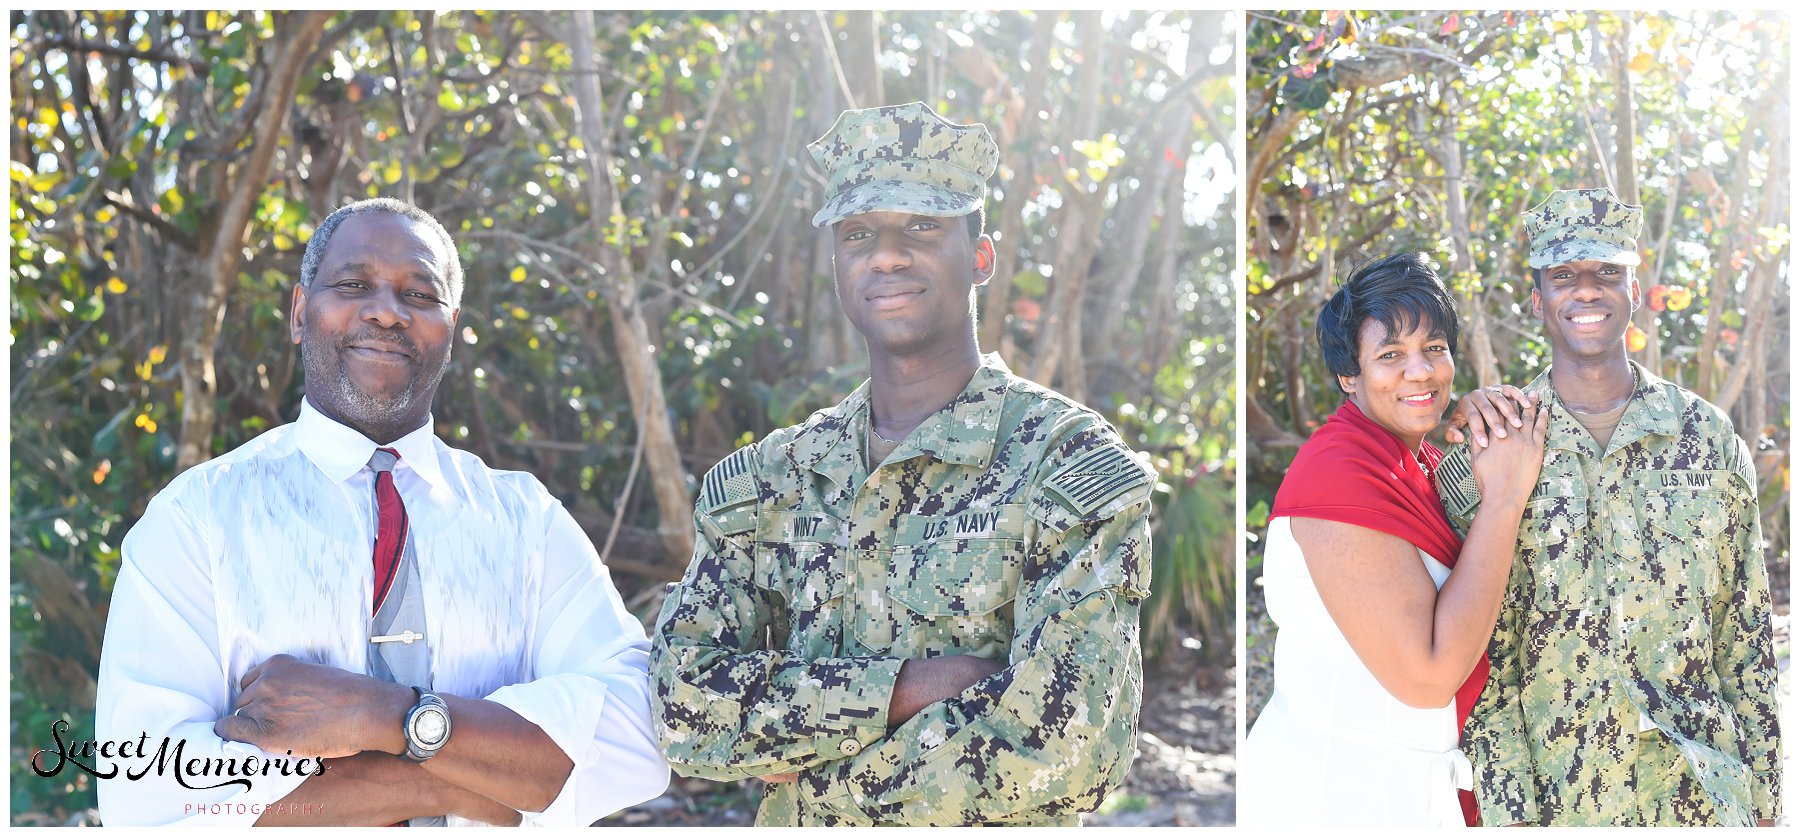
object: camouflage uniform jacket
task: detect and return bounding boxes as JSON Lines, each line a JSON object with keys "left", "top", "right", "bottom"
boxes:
{"left": 649, "top": 354, "right": 1153, "bottom": 825}
{"left": 1435, "top": 362, "right": 1781, "bottom": 825}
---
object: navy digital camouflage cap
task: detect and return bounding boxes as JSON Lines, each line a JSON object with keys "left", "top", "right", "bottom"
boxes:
{"left": 1522, "top": 187, "right": 1643, "bottom": 269}
{"left": 808, "top": 101, "right": 998, "bottom": 228}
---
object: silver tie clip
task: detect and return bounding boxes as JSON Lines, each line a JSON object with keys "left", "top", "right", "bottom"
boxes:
{"left": 371, "top": 630, "right": 423, "bottom": 645}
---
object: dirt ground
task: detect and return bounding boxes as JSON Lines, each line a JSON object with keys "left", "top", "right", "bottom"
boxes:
{"left": 606, "top": 641, "right": 1237, "bottom": 826}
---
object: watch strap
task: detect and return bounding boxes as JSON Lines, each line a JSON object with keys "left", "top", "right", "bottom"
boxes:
{"left": 401, "top": 688, "right": 450, "bottom": 763}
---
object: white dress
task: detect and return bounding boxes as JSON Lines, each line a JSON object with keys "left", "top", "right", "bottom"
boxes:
{"left": 1241, "top": 517, "right": 1472, "bottom": 827}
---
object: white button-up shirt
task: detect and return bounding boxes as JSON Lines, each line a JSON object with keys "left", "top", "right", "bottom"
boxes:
{"left": 94, "top": 399, "right": 669, "bottom": 825}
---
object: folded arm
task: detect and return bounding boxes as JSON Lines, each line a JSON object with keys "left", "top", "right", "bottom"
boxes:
{"left": 252, "top": 752, "right": 518, "bottom": 826}
{"left": 95, "top": 495, "right": 318, "bottom": 826}
{"left": 791, "top": 448, "right": 1154, "bottom": 825}
{"left": 649, "top": 504, "right": 905, "bottom": 782}
{"left": 213, "top": 656, "right": 571, "bottom": 815}
{"left": 101, "top": 492, "right": 664, "bottom": 827}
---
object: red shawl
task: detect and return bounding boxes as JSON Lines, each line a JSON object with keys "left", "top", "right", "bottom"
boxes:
{"left": 1270, "top": 399, "right": 1486, "bottom": 826}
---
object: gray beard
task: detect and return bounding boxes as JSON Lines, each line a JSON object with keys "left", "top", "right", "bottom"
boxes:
{"left": 300, "top": 338, "right": 445, "bottom": 430}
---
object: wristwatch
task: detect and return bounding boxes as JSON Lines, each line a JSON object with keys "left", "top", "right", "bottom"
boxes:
{"left": 401, "top": 687, "right": 451, "bottom": 763}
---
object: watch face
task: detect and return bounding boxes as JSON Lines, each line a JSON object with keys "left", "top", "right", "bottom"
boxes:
{"left": 413, "top": 707, "right": 449, "bottom": 747}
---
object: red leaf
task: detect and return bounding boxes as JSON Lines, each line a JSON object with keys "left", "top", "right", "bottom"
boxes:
{"left": 1441, "top": 13, "right": 1460, "bottom": 35}
{"left": 1293, "top": 61, "right": 1318, "bottom": 79}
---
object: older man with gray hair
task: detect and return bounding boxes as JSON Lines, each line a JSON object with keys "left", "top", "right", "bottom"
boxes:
{"left": 94, "top": 197, "right": 668, "bottom": 825}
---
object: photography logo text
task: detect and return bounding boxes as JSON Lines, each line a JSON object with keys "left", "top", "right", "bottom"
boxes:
{"left": 30, "top": 719, "right": 326, "bottom": 792}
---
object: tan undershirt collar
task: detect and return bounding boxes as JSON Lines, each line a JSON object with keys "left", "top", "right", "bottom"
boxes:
{"left": 1568, "top": 399, "right": 1630, "bottom": 451}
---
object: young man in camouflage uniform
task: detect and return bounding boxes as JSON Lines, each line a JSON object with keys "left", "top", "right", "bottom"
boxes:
{"left": 1435, "top": 188, "right": 1782, "bottom": 826}
{"left": 647, "top": 102, "right": 1154, "bottom": 825}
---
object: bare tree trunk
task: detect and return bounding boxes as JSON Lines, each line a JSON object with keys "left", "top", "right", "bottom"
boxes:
{"left": 1696, "top": 58, "right": 1773, "bottom": 397}
{"left": 837, "top": 11, "right": 883, "bottom": 103}
{"left": 1280, "top": 296, "right": 1311, "bottom": 431}
{"left": 1434, "top": 87, "right": 1501, "bottom": 387}
{"left": 569, "top": 12, "right": 695, "bottom": 564}
{"left": 773, "top": 35, "right": 819, "bottom": 349}
{"left": 1027, "top": 12, "right": 1105, "bottom": 393}
{"left": 1743, "top": 327, "right": 1766, "bottom": 450}
{"left": 1715, "top": 85, "right": 1787, "bottom": 419}
{"left": 1082, "top": 28, "right": 1202, "bottom": 372}
{"left": 804, "top": 12, "right": 862, "bottom": 372}
{"left": 1609, "top": 19, "right": 1660, "bottom": 375}
{"left": 175, "top": 11, "right": 331, "bottom": 472}
{"left": 979, "top": 12, "right": 1059, "bottom": 361}
{"left": 1640, "top": 126, "right": 1682, "bottom": 381}
{"left": 1141, "top": 168, "right": 1188, "bottom": 394}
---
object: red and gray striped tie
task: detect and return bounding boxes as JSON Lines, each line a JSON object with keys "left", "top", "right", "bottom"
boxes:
{"left": 369, "top": 447, "right": 407, "bottom": 612}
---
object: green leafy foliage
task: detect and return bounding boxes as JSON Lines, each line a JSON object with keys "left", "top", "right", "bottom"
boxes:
{"left": 1244, "top": 9, "right": 1789, "bottom": 722}
{"left": 11, "top": 11, "right": 1235, "bottom": 821}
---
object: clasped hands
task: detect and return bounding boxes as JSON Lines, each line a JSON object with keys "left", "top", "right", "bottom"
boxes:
{"left": 1444, "top": 384, "right": 1550, "bottom": 506}
{"left": 1444, "top": 384, "right": 1540, "bottom": 449}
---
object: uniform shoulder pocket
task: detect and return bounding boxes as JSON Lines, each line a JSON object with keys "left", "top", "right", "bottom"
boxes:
{"left": 1434, "top": 446, "right": 1479, "bottom": 518}
{"left": 1036, "top": 442, "right": 1154, "bottom": 532}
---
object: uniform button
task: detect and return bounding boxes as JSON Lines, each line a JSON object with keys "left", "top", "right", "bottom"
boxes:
{"left": 838, "top": 738, "right": 862, "bottom": 756}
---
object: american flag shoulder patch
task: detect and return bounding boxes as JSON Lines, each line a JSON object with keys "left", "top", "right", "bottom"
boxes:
{"left": 1434, "top": 450, "right": 1480, "bottom": 518}
{"left": 1044, "top": 443, "right": 1152, "bottom": 518}
{"left": 700, "top": 445, "right": 759, "bottom": 515}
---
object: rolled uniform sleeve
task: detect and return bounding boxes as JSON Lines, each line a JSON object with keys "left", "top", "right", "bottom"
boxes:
{"left": 1437, "top": 443, "right": 1540, "bottom": 825}
{"left": 650, "top": 447, "right": 903, "bottom": 782}
{"left": 794, "top": 435, "right": 1153, "bottom": 825}
{"left": 1714, "top": 438, "right": 1782, "bottom": 821}
{"left": 483, "top": 506, "right": 669, "bottom": 826}
{"left": 95, "top": 489, "right": 313, "bottom": 826}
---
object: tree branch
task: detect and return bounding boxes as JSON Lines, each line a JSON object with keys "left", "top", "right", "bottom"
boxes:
{"left": 37, "top": 32, "right": 209, "bottom": 73}
{"left": 102, "top": 189, "right": 199, "bottom": 251}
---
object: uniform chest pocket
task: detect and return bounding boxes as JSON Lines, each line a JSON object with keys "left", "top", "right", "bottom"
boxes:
{"left": 883, "top": 537, "right": 1023, "bottom": 657}
{"left": 752, "top": 538, "right": 847, "bottom": 657}
{"left": 1635, "top": 488, "right": 1725, "bottom": 600}
{"left": 1518, "top": 493, "right": 1586, "bottom": 549}
{"left": 1521, "top": 494, "right": 1594, "bottom": 609}
{"left": 752, "top": 511, "right": 848, "bottom": 609}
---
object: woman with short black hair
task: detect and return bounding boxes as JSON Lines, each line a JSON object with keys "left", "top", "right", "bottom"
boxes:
{"left": 1241, "top": 253, "right": 1548, "bottom": 826}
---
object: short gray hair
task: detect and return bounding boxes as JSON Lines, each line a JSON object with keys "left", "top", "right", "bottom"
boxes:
{"left": 298, "top": 198, "right": 464, "bottom": 305}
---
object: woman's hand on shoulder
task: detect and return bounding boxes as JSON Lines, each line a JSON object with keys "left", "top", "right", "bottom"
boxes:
{"left": 1468, "top": 394, "right": 1549, "bottom": 509}
{"left": 1445, "top": 384, "right": 1537, "bottom": 448}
